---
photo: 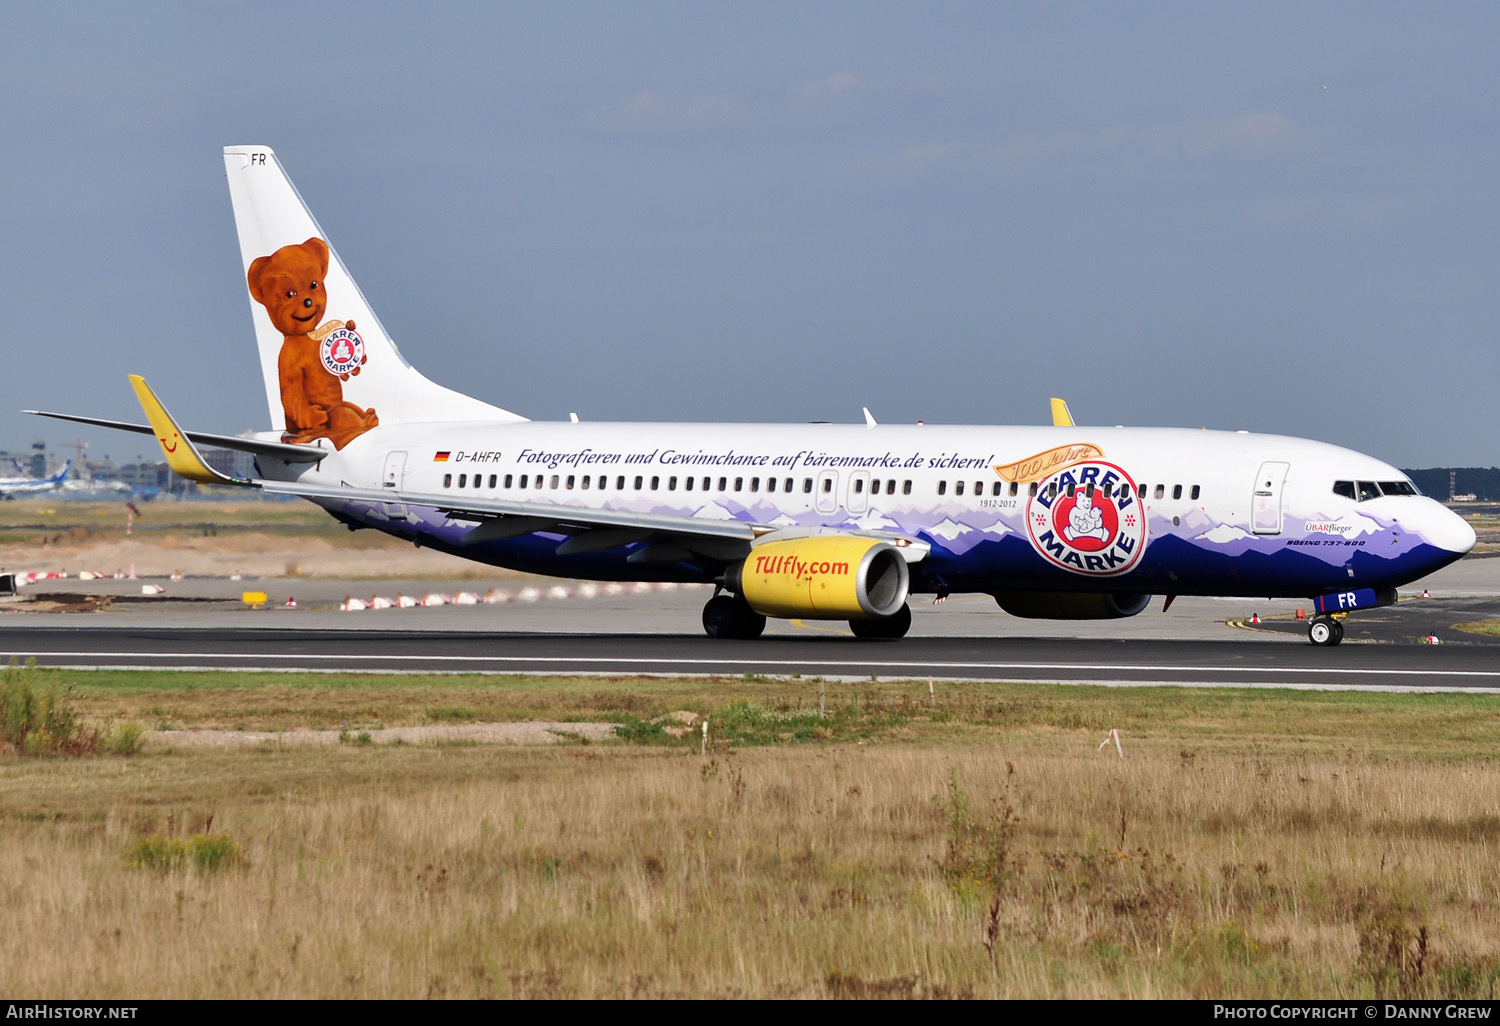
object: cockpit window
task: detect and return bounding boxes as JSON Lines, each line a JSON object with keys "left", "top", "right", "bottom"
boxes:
{"left": 1356, "top": 481, "right": 1381, "bottom": 502}
{"left": 1379, "top": 481, "right": 1419, "bottom": 496}
{"left": 1333, "top": 481, "right": 1355, "bottom": 500}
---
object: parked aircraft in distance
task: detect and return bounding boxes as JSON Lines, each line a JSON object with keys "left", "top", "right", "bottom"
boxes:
{"left": 0, "top": 460, "right": 70, "bottom": 499}
{"left": 29, "top": 147, "right": 1476, "bottom": 645}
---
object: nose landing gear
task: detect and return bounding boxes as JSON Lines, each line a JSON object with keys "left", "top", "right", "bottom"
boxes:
{"left": 1307, "top": 614, "right": 1345, "bottom": 646}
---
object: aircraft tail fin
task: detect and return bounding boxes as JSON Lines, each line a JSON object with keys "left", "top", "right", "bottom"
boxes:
{"left": 222, "top": 146, "right": 526, "bottom": 450}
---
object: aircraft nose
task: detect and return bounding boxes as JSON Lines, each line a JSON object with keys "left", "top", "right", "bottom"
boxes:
{"left": 1421, "top": 499, "right": 1476, "bottom": 555}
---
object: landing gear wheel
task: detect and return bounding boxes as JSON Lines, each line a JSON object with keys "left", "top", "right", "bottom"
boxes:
{"left": 848, "top": 603, "right": 912, "bottom": 640}
{"left": 1308, "top": 617, "right": 1342, "bottom": 647}
{"left": 702, "top": 595, "right": 766, "bottom": 640}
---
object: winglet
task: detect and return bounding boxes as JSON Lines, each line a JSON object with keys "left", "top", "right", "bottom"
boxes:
{"left": 1050, "top": 397, "right": 1074, "bottom": 427}
{"left": 128, "top": 375, "right": 248, "bottom": 486}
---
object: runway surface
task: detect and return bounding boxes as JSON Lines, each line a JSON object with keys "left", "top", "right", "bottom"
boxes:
{"left": 2, "top": 625, "right": 1499, "bottom": 690}
{"left": 1, "top": 555, "right": 1497, "bottom": 690}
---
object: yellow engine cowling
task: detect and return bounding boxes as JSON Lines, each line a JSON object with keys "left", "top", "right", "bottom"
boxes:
{"left": 725, "top": 537, "right": 909, "bottom": 620}
{"left": 993, "top": 591, "right": 1151, "bottom": 619}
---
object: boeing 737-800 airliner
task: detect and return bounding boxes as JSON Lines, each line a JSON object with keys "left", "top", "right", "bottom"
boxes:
{"left": 30, "top": 147, "right": 1476, "bottom": 645}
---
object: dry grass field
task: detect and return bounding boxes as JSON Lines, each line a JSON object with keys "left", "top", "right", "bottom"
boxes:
{"left": 2, "top": 667, "right": 1499, "bottom": 998}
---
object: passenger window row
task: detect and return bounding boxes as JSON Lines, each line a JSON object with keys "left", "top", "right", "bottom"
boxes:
{"left": 936, "top": 480, "right": 1201, "bottom": 502}
{"left": 439, "top": 473, "right": 917, "bottom": 496}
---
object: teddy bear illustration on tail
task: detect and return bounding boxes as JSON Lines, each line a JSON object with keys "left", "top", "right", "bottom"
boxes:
{"left": 247, "top": 237, "right": 379, "bottom": 451}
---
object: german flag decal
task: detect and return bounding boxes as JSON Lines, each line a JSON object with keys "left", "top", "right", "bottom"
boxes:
{"left": 433, "top": 451, "right": 451, "bottom": 462}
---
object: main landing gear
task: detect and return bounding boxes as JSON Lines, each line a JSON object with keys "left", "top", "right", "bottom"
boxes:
{"left": 700, "top": 595, "right": 913, "bottom": 640}
{"left": 702, "top": 595, "right": 767, "bottom": 640}
{"left": 1307, "top": 615, "right": 1345, "bottom": 647}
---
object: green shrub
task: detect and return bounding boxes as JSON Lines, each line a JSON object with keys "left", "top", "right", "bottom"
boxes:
{"left": 0, "top": 659, "right": 103, "bottom": 756}
{"left": 124, "top": 833, "right": 244, "bottom": 874}
{"left": 106, "top": 723, "right": 147, "bottom": 756}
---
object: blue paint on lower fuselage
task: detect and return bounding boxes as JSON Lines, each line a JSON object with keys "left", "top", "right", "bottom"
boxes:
{"left": 913, "top": 532, "right": 1454, "bottom": 597}
{"left": 335, "top": 499, "right": 1459, "bottom": 599}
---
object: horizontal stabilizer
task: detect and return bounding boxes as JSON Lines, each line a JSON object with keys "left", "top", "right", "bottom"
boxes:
{"left": 25, "top": 410, "right": 325, "bottom": 464}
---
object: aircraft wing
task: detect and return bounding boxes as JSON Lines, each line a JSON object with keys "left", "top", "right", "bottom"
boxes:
{"left": 262, "top": 478, "right": 929, "bottom": 563}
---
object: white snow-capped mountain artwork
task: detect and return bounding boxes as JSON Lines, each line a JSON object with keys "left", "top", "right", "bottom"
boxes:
{"left": 1197, "top": 523, "right": 1252, "bottom": 544}
{"left": 692, "top": 501, "right": 737, "bottom": 520}
{"left": 851, "top": 509, "right": 901, "bottom": 531}
{"left": 925, "top": 518, "right": 973, "bottom": 541}
{"left": 1330, "top": 512, "right": 1381, "bottom": 538}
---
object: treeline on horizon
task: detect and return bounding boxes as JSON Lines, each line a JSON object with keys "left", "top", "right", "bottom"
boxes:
{"left": 1402, "top": 467, "right": 1500, "bottom": 502}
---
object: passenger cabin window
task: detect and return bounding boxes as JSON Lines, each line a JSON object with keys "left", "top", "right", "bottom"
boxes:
{"left": 668, "top": 477, "right": 677, "bottom": 490}
{"left": 458, "top": 474, "right": 467, "bottom": 488}
{"left": 1010, "top": 482, "right": 1019, "bottom": 497}
{"left": 634, "top": 476, "right": 643, "bottom": 490}
{"left": 650, "top": 476, "right": 660, "bottom": 490}
{"left": 684, "top": 477, "right": 694, "bottom": 491}
{"left": 549, "top": 475, "right": 559, "bottom": 489}
{"left": 766, "top": 478, "right": 776, "bottom": 493}
{"left": 475, "top": 475, "right": 482, "bottom": 489}
{"left": 1190, "top": 485, "right": 1200, "bottom": 501}
{"left": 853, "top": 479, "right": 864, "bottom": 494}
{"left": 566, "top": 475, "right": 575, "bottom": 490}
{"left": 992, "top": 482, "right": 1002, "bottom": 496}
{"left": 803, "top": 478, "right": 813, "bottom": 493}
{"left": 717, "top": 477, "right": 726, "bottom": 491}
{"left": 734, "top": 477, "right": 743, "bottom": 491}
{"left": 443, "top": 473, "right": 452, "bottom": 488}
{"left": 617, "top": 476, "right": 626, "bottom": 489}
{"left": 1137, "top": 484, "right": 1146, "bottom": 499}
{"left": 822, "top": 479, "right": 832, "bottom": 493}
{"left": 1154, "top": 484, "right": 1165, "bottom": 500}
{"left": 1172, "top": 484, "right": 1182, "bottom": 500}
{"left": 954, "top": 481, "right": 964, "bottom": 496}
{"left": 750, "top": 478, "right": 759, "bottom": 492}
{"left": 504, "top": 474, "right": 513, "bottom": 488}
{"left": 1028, "top": 483, "right": 1038, "bottom": 497}
{"left": 903, "top": 480, "right": 912, "bottom": 495}
{"left": 785, "top": 478, "right": 793, "bottom": 493}
{"left": 937, "top": 481, "right": 947, "bottom": 496}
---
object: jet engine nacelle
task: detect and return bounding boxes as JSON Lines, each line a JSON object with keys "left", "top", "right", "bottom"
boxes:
{"left": 725, "top": 537, "right": 909, "bottom": 620}
{"left": 993, "top": 590, "right": 1152, "bottom": 620}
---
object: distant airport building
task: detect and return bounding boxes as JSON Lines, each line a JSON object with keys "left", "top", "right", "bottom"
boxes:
{"left": 203, "top": 447, "right": 257, "bottom": 480}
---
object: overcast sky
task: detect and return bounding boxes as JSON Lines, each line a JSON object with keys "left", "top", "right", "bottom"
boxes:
{"left": 2, "top": 2, "right": 1497, "bottom": 467}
